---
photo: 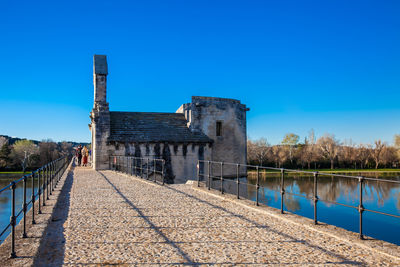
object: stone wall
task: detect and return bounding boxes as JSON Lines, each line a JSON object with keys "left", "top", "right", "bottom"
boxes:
{"left": 107, "top": 142, "right": 212, "bottom": 183}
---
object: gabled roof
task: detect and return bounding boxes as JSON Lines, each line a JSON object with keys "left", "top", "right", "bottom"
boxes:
{"left": 109, "top": 112, "right": 212, "bottom": 143}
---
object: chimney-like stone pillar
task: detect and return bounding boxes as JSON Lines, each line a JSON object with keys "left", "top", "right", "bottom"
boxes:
{"left": 90, "top": 55, "right": 110, "bottom": 170}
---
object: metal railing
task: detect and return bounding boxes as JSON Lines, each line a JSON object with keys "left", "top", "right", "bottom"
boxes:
{"left": 0, "top": 155, "right": 71, "bottom": 258}
{"left": 110, "top": 156, "right": 165, "bottom": 184}
{"left": 197, "top": 160, "right": 400, "bottom": 240}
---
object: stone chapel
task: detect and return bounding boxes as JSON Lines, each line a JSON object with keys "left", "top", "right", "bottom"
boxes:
{"left": 89, "top": 55, "right": 248, "bottom": 183}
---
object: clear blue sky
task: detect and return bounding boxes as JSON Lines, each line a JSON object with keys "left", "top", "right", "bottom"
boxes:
{"left": 0, "top": 0, "right": 399, "bottom": 145}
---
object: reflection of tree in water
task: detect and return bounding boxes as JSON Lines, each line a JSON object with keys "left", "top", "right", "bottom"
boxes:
{"left": 248, "top": 172, "right": 400, "bottom": 210}
{"left": 284, "top": 193, "right": 301, "bottom": 212}
{"left": 397, "top": 193, "right": 400, "bottom": 211}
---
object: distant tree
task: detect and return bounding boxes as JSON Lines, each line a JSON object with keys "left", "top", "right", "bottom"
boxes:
{"left": 271, "top": 145, "right": 288, "bottom": 168}
{"left": 300, "top": 129, "right": 318, "bottom": 169}
{"left": 354, "top": 144, "right": 370, "bottom": 169}
{"left": 282, "top": 133, "right": 299, "bottom": 166}
{"left": 0, "top": 142, "right": 11, "bottom": 169}
{"left": 340, "top": 139, "right": 357, "bottom": 169}
{"left": 371, "top": 140, "right": 386, "bottom": 169}
{"left": 39, "top": 140, "right": 59, "bottom": 165}
{"left": 317, "top": 134, "right": 340, "bottom": 169}
{"left": 0, "top": 136, "right": 7, "bottom": 148}
{"left": 60, "top": 141, "right": 74, "bottom": 156}
{"left": 382, "top": 146, "right": 397, "bottom": 168}
{"left": 247, "top": 139, "right": 257, "bottom": 164}
{"left": 394, "top": 135, "right": 400, "bottom": 162}
{"left": 254, "top": 138, "right": 270, "bottom": 166}
{"left": 11, "top": 140, "right": 39, "bottom": 172}
{"left": 247, "top": 138, "right": 270, "bottom": 166}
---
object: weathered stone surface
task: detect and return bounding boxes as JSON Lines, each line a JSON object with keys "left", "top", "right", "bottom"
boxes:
{"left": 94, "top": 55, "right": 108, "bottom": 75}
{"left": 2, "top": 167, "right": 398, "bottom": 266}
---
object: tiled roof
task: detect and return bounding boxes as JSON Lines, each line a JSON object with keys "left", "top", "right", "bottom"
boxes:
{"left": 109, "top": 112, "right": 212, "bottom": 143}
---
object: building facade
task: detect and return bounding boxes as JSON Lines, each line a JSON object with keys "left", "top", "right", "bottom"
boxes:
{"left": 90, "top": 55, "right": 248, "bottom": 183}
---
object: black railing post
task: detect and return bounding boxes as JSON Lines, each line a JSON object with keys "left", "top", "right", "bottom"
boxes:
{"left": 147, "top": 158, "right": 149, "bottom": 179}
{"left": 10, "top": 181, "right": 16, "bottom": 258}
{"left": 280, "top": 169, "right": 285, "bottom": 214}
{"left": 153, "top": 158, "right": 156, "bottom": 181}
{"left": 47, "top": 165, "right": 50, "bottom": 200}
{"left": 43, "top": 167, "right": 46, "bottom": 206}
{"left": 154, "top": 159, "right": 157, "bottom": 183}
{"left": 359, "top": 176, "right": 365, "bottom": 240}
{"left": 22, "top": 176, "right": 27, "bottom": 238}
{"left": 220, "top": 162, "right": 224, "bottom": 194}
{"left": 162, "top": 160, "right": 165, "bottom": 185}
{"left": 32, "top": 172, "right": 36, "bottom": 223}
{"left": 140, "top": 158, "right": 143, "bottom": 178}
{"left": 49, "top": 163, "right": 52, "bottom": 196}
{"left": 256, "top": 167, "right": 260, "bottom": 206}
{"left": 38, "top": 168, "right": 43, "bottom": 214}
{"left": 236, "top": 164, "right": 240, "bottom": 199}
{"left": 313, "top": 171, "right": 318, "bottom": 225}
{"left": 197, "top": 161, "right": 200, "bottom": 187}
{"left": 208, "top": 161, "right": 211, "bottom": 190}
{"left": 38, "top": 169, "right": 42, "bottom": 213}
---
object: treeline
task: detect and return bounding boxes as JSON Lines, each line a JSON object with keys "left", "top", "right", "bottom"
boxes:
{"left": 247, "top": 131, "right": 400, "bottom": 169}
{"left": 0, "top": 135, "right": 88, "bottom": 172}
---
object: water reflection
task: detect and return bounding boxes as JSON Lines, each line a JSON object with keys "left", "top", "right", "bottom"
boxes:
{"left": 211, "top": 172, "right": 400, "bottom": 245}
{"left": 0, "top": 174, "right": 41, "bottom": 244}
{"left": 247, "top": 172, "right": 400, "bottom": 211}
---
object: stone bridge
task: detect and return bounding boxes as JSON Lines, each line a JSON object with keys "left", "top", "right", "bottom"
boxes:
{"left": 0, "top": 161, "right": 399, "bottom": 266}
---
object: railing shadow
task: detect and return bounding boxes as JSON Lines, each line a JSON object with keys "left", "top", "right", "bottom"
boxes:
{"left": 31, "top": 164, "right": 74, "bottom": 266}
{"left": 163, "top": 185, "right": 363, "bottom": 265}
{"left": 103, "top": 171, "right": 363, "bottom": 265}
{"left": 98, "top": 171, "right": 195, "bottom": 265}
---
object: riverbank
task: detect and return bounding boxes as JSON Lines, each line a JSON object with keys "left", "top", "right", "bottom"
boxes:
{"left": 248, "top": 168, "right": 400, "bottom": 175}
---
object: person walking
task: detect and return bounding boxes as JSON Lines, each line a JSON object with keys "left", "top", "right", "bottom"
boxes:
{"left": 76, "top": 145, "right": 82, "bottom": 166}
{"left": 82, "top": 146, "right": 89, "bottom": 167}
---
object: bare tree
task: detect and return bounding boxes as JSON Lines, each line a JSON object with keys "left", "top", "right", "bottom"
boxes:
{"left": 254, "top": 138, "right": 270, "bottom": 166}
{"left": 317, "top": 134, "right": 340, "bottom": 169}
{"left": 340, "top": 139, "right": 357, "bottom": 168}
{"left": 371, "top": 140, "right": 386, "bottom": 169}
{"left": 356, "top": 144, "right": 371, "bottom": 169}
{"left": 247, "top": 139, "right": 257, "bottom": 164}
{"left": 394, "top": 134, "right": 400, "bottom": 163}
{"left": 382, "top": 146, "right": 397, "bottom": 168}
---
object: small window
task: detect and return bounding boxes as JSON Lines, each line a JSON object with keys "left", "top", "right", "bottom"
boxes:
{"left": 216, "top": 121, "right": 222, "bottom": 136}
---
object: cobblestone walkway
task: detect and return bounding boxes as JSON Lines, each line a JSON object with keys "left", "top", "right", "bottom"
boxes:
{"left": 22, "top": 167, "right": 400, "bottom": 265}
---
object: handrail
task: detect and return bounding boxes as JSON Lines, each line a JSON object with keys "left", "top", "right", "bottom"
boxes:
{"left": 198, "top": 160, "right": 400, "bottom": 241}
{"left": 109, "top": 155, "right": 165, "bottom": 184}
{"left": 0, "top": 155, "right": 72, "bottom": 258}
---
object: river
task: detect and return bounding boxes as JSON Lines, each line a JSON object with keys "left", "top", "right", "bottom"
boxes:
{"left": 213, "top": 171, "right": 400, "bottom": 245}
{"left": 0, "top": 173, "right": 41, "bottom": 244}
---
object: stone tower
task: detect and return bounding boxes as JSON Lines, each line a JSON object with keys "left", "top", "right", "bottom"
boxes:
{"left": 90, "top": 55, "right": 110, "bottom": 170}
{"left": 178, "top": 96, "right": 248, "bottom": 167}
